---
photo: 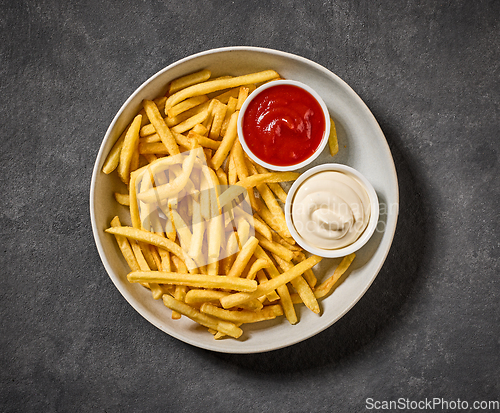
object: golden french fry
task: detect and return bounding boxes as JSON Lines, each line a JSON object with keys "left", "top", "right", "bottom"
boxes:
{"left": 130, "top": 241, "right": 164, "bottom": 300}
{"left": 231, "top": 139, "right": 249, "bottom": 179}
{"left": 227, "top": 151, "right": 238, "bottom": 185}
{"left": 143, "top": 100, "right": 179, "bottom": 156}
{"left": 135, "top": 96, "right": 167, "bottom": 129}
{"left": 142, "top": 153, "right": 158, "bottom": 164}
{"left": 114, "top": 192, "right": 130, "bottom": 206}
{"left": 207, "top": 213, "right": 223, "bottom": 259}
{"left": 227, "top": 236, "right": 259, "bottom": 278}
{"left": 140, "top": 131, "right": 195, "bottom": 153}
{"left": 249, "top": 215, "right": 271, "bottom": 241}
{"left": 188, "top": 199, "right": 204, "bottom": 261}
{"left": 225, "top": 230, "right": 239, "bottom": 258}
{"left": 212, "top": 87, "right": 241, "bottom": 104}
{"left": 220, "top": 255, "right": 323, "bottom": 310}
{"left": 236, "top": 86, "right": 250, "bottom": 110}
{"left": 255, "top": 181, "right": 289, "bottom": 237}
{"left": 232, "top": 205, "right": 272, "bottom": 241}
{"left": 140, "top": 123, "right": 156, "bottom": 137}
{"left": 137, "top": 166, "right": 155, "bottom": 231}
{"left": 255, "top": 199, "right": 290, "bottom": 240}
{"left": 134, "top": 240, "right": 157, "bottom": 270}
{"left": 158, "top": 247, "right": 171, "bottom": 272}
{"left": 209, "top": 100, "right": 227, "bottom": 139}
{"left": 130, "top": 148, "right": 141, "bottom": 172}
{"left": 217, "top": 187, "right": 245, "bottom": 214}
{"left": 117, "top": 114, "right": 142, "bottom": 184}
{"left": 253, "top": 245, "right": 297, "bottom": 323}
{"left": 109, "top": 216, "right": 140, "bottom": 271}
{"left": 185, "top": 289, "right": 229, "bottom": 304}
{"left": 172, "top": 131, "right": 196, "bottom": 149}
{"left": 171, "top": 286, "right": 186, "bottom": 320}
{"left": 102, "top": 126, "right": 128, "bottom": 174}
{"left": 168, "top": 69, "right": 211, "bottom": 96}
{"left": 165, "top": 70, "right": 280, "bottom": 109}
{"left": 268, "top": 183, "right": 288, "bottom": 203}
{"left": 247, "top": 258, "right": 270, "bottom": 280}
{"left": 202, "top": 99, "right": 217, "bottom": 130}
{"left": 241, "top": 255, "right": 256, "bottom": 279}
{"left": 170, "top": 254, "right": 187, "bottom": 274}
{"left": 128, "top": 271, "right": 258, "bottom": 292}
{"left": 141, "top": 102, "right": 211, "bottom": 136}
{"left": 104, "top": 226, "right": 196, "bottom": 271}
{"left": 149, "top": 245, "right": 163, "bottom": 269}
{"left": 138, "top": 141, "right": 168, "bottom": 155}
{"left": 328, "top": 117, "right": 339, "bottom": 156}
{"left": 314, "top": 253, "right": 356, "bottom": 298}
{"left": 191, "top": 123, "right": 208, "bottom": 136}
{"left": 236, "top": 172, "right": 300, "bottom": 189}
{"left": 221, "top": 96, "right": 238, "bottom": 137}
{"left": 198, "top": 172, "right": 211, "bottom": 221}
{"left": 273, "top": 254, "right": 319, "bottom": 314}
{"left": 162, "top": 294, "right": 242, "bottom": 339}
{"left": 187, "top": 130, "right": 221, "bottom": 150}
{"left": 185, "top": 289, "right": 263, "bottom": 311}
{"left": 255, "top": 270, "right": 280, "bottom": 303}
{"left": 129, "top": 166, "right": 148, "bottom": 229}
{"left": 207, "top": 260, "right": 219, "bottom": 276}
{"left": 167, "top": 101, "right": 211, "bottom": 128}
{"left": 216, "top": 168, "right": 228, "bottom": 186}
{"left": 171, "top": 110, "right": 209, "bottom": 134}
{"left": 167, "top": 95, "right": 209, "bottom": 118}
{"left": 249, "top": 160, "right": 289, "bottom": 203}
{"left": 136, "top": 149, "right": 198, "bottom": 203}
{"left": 211, "top": 111, "right": 239, "bottom": 170}
{"left": 231, "top": 139, "right": 259, "bottom": 211}
{"left": 200, "top": 303, "right": 283, "bottom": 324}
{"left": 236, "top": 218, "right": 251, "bottom": 248}
{"left": 294, "top": 251, "right": 307, "bottom": 261}
{"left": 272, "top": 232, "right": 301, "bottom": 251}
{"left": 170, "top": 209, "right": 192, "bottom": 252}
{"left": 255, "top": 233, "right": 294, "bottom": 262}
{"left": 292, "top": 254, "right": 317, "bottom": 288}
{"left": 171, "top": 271, "right": 188, "bottom": 312}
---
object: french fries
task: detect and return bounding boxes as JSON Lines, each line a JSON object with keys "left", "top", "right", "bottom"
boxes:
{"left": 168, "top": 69, "right": 211, "bottom": 95}
{"left": 165, "top": 70, "right": 280, "bottom": 109}
{"left": 219, "top": 256, "right": 323, "bottom": 310}
{"left": 328, "top": 117, "right": 339, "bottom": 156}
{"left": 117, "top": 114, "right": 142, "bottom": 184}
{"left": 102, "top": 68, "right": 354, "bottom": 340}
{"left": 143, "top": 100, "right": 179, "bottom": 156}
{"left": 128, "top": 271, "right": 258, "bottom": 292}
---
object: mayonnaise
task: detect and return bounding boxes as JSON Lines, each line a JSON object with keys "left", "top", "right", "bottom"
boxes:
{"left": 291, "top": 171, "right": 371, "bottom": 250}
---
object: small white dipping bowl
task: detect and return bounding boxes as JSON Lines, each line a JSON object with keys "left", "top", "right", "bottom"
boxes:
{"left": 237, "top": 79, "right": 330, "bottom": 171}
{"left": 285, "top": 163, "right": 380, "bottom": 258}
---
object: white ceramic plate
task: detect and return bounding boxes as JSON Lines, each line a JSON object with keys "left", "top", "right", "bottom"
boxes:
{"left": 90, "top": 46, "right": 399, "bottom": 354}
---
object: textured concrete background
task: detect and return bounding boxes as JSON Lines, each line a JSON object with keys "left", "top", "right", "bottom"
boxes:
{"left": 1, "top": 0, "right": 498, "bottom": 412}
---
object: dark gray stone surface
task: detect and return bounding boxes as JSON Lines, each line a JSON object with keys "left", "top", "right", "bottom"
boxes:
{"left": 1, "top": 0, "right": 498, "bottom": 411}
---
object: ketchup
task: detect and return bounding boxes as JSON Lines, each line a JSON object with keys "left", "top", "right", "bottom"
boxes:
{"left": 242, "top": 84, "right": 326, "bottom": 167}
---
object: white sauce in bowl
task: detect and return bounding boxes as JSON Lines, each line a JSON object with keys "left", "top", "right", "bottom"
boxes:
{"left": 291, "top": 171, "right": 371, "bottom": 250}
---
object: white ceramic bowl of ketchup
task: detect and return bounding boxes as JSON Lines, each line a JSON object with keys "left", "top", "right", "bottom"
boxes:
{"left": 237, "top": 79, "right": 330, "bottom": 171}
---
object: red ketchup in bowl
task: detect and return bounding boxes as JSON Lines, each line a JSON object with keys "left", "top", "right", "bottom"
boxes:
{"left": 241, "top": 84, "right": 326, "bottom": 167}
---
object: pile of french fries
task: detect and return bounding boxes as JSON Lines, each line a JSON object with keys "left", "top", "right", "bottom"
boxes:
{"left": 101, "top": 68, "right": 354, "bottom": 340}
